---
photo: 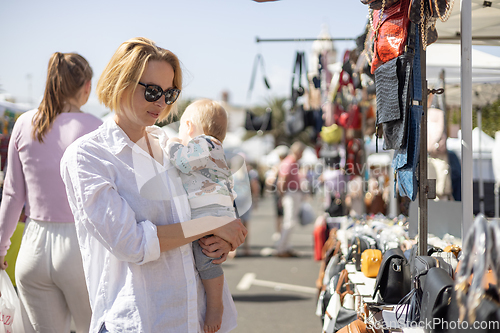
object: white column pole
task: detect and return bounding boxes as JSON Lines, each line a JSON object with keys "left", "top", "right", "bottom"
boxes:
{"left": 461, "top": 0, "right": 473, "bottom": 237}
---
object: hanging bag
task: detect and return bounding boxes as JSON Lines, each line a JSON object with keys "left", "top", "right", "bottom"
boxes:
{"left": 373, "top": 19, "right": 416, "bottom": 152}
{"left": 244, "top": 54, "right": 273, "bottom": 135}
{"left": 408, "top": 0, "right": 454, "bottom": 50}
{"left": 373, "top": 248, "right": 411, "bottom": 304}
{"left": 284, "top": 51, "right": 307, "bottom": 137}
{"left": 419, "top": 267, "right": 454, "bottom": 332}
{"left": 370, "top": 0, "right": 411, "bottom": 74}
{"left": 391, "top": 26, "right": 422, "bottom": 201}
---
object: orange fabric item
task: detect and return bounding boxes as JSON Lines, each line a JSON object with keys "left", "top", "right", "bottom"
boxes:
{"left": 361, "top": 249, "right": 383, "bottom": 278}
{"left": 370, "top": 0, "right": 410, "bottom": 74}
{"left": 313, "top": 216, "right": 328, "bottom": 261}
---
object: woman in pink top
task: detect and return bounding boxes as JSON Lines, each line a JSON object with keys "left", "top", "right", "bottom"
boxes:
{"left": 0, "top": 52, "right": 102, "bottom": 332}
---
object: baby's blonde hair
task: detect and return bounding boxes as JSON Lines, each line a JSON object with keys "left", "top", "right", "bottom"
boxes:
{"left": 184, "top": 99, "right": 228, "bottom": 142}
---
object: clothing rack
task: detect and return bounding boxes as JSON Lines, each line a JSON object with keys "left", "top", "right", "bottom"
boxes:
{"left": 255, "top": 33, "right": 433, "bottom": 254}
{"left": 255, "top": 37, "right": 356, "bottom": 43}
{"left": 418, "top": 43, "right": 429, "bottom": 256}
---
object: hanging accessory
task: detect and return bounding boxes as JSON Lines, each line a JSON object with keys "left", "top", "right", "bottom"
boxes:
{"left": 374, "top": 21, "right": 416, "bottom": 152}
{"left": 284, "top": 51, "right": 308, "bottom": 137}
{"left": 244, "top": 54, "right": 273, "bottom": 135}
{"left": 391, "top": 23, "right": 422, "bottom": 201}
{"left": 370, "top": 0, "right": 410, "bottom": 74}
{"left": 291, "top": 51, "right": 308, "bottom": 106}
{"left": 408, "top": 0, "right": 454, "bottom": 50}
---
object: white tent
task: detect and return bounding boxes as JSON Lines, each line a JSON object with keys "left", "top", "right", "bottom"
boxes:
{"left": 435, "top": 0, "right": 500, "bottom": 46}
{"left": 426, "top": 43, "right": 500, "bottom": 84}
{"left": 0, "top": 100, "right": 31, "bottom": 116}
{"left": 426, "top": 44, "right": 500, "bottom": 107}
{"left": 447, "top": 128, "right": 496, "bottom": 181}
{"left": 430, "top": 0, "right": 500, "bottom": 237}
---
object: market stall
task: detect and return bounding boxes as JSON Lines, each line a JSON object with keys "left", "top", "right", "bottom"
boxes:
{"left": 311, "top": 0, "right": 500, "bottom": 331}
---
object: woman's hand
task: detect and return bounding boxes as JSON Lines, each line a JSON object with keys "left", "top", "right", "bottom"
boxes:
{"left": 213, "top": 218, "right": 247, "bottom": 251}
{"left": 0, "top": 256, "right": 8, "bottom": 270}
{"left": 198, "top": 236, "right": 232, "bottom": 264}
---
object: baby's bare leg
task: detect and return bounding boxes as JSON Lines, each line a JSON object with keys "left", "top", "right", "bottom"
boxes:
{"left": 202, "top": 275, "right": 224, "bottom": 333}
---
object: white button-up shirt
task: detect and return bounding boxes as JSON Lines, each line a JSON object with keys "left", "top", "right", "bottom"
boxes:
{"left": 60, "top": 118, "right": 237, "bottom": 333}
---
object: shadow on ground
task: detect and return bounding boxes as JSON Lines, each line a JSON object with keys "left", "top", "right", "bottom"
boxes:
{"left": 232, "top": 293, "right": 312, "bottom": 303}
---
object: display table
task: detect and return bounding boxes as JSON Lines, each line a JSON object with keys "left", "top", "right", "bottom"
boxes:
{"left": 346, "top": 264, "right": 426, "bottom": 333}
{"left": 345, "top": 263, "right": 376, "bottom": 302}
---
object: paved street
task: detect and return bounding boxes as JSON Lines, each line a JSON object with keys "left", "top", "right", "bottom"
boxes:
{"left": 222, "top": 192, "right": 324, "bottom": 333}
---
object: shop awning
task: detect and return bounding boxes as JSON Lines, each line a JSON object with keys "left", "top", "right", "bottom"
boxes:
{"left": 435, "top": 0, "right": 500, "bottom": 46}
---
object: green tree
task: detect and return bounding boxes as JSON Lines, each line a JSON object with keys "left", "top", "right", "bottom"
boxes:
{"left": 449, "top": 99, "right": 500, "bottom": 138}
{"left": 473, "top": 100, "right": 500, "bottom": 138}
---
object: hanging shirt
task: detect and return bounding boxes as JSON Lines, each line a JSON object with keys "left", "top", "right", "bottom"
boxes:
{"left": 60, "top": 119, "right": 237, "bottom": 333}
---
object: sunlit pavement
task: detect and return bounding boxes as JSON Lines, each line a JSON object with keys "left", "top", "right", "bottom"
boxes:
{"left": 223, "top": 191, "right": 324, "bottom": 333}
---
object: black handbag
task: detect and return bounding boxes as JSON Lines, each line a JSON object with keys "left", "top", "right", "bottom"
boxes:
{"left": 245, "top": 54, "right": 273, "bottom": 134}
{"left": 347, "top": 235, "right": 377, "bottom": 272}
{"left": 326, "top": 195, "right": 344, "bottom": 217}
{"left": 412, "top": 255, "right": 453, "bottom": 290}
{"left": 374, "top": 22, "right": 416, "bottom": 152}
{"left": 373, "top": 248, "right": 411, "bottom": 304}
{"left": 396, "top": 245, "right": 448, "bottom": 327}
{"left": 284, "top": 51, "right": 308, "bottom": 137}
{"left": 245, "top": 108, "right": 273, "bottom": 133}
{"left": 420, "top": 267, "right": 454, "bottom": 333}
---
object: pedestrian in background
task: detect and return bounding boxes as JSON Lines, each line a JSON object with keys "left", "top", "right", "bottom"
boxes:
{"left": 231, "top": 155, "right": 260, "bottom": 257}
{"left": 0, "top": 52, "right": 101, "bottom": 332}
{"left": 264, "top": 145, "right": 289, "bottom": 241}
{"left": 275, "top": 141, "right": 306, "bottom": 258}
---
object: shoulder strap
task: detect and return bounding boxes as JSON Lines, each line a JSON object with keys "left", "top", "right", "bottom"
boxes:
{"left": 291, "top": 51, "right": 308, "bottom": 107}
{"left": 247, "top": 54, "right": 271, "bottom": 102}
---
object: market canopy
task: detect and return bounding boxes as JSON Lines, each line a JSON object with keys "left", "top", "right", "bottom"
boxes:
{"left": 426, "top": 43, "right": 500, "bottom": 106}
{"left": 426, "top": 43, "right": 500, "bottom": 83}
{"left": 435, "top": 0, "right": 500, "bottom": 46}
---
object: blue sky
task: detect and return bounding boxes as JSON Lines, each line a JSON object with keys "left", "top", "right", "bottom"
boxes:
{"left": 1, "top": 0, "right": 499, "bottom": 118}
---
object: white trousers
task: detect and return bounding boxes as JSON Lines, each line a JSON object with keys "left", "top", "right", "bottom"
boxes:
{"left": 276, "top": 191, "right": 303, "bottom": 254}
{"left": 15, "top": 219, "right": 91, "bottom": 333}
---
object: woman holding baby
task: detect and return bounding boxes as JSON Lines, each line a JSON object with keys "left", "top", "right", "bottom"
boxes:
{"left": 61, "top": 37, "right": 246, "bottom": 333}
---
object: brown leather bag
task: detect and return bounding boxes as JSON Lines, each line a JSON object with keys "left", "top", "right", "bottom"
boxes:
{"left": 337, "top": 319, "right": 368, "bottom": 333}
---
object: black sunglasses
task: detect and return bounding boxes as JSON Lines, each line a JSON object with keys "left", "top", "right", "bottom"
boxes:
{"left": 138, "top": 82, "right": 181, "bottom": 105}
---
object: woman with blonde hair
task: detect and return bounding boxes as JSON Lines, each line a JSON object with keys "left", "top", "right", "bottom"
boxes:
{"left": 0, "top": 52, "right": 102, "bottom": 332}
{"left": 60, "top": 37, "right": 246, "bottom": 332}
